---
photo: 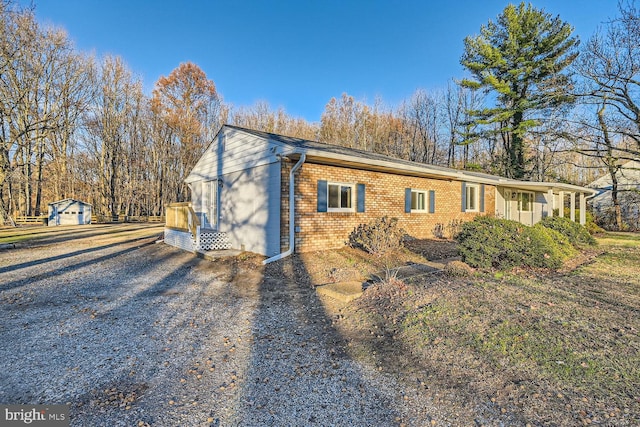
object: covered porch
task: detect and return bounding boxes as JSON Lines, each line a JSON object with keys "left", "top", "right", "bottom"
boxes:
{"left": 164, "top": 202, "right": 232, "bottom": 252}
{"left": 496, "top": 183, "right": 597, "bottom": 226}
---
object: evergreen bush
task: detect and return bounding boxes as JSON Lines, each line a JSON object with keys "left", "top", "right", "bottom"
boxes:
{"left": 456, "top": 216, "right": 576, "bottom": 270}
{"left": 539, "top": 216, "right": 596, "bottom": 246}
{"left": 524, "top": 225, "right": 576, "bottom": 269}
{"left": 456, "top": 216, "right": 525, "bottom": 269}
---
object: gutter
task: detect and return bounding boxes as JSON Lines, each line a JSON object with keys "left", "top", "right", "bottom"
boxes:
{"left": 297, "top": 148, "right": 475, "bottom": 182}
{"left": 585, "top": 190, "right": 599, "bottom": 202}
{"left": 286, "top": 148, "right": 600, "bottom": 194}
{"left": 263, "top": 153, "right": 306, "bottom": 265}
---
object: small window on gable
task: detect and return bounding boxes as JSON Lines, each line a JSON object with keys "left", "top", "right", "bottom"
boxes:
{"left": 219, "top": 132, "right": 226, "bottom": 151}
{"left": 411, "top": 190, "right": 428, "bottom": 212}
{"left": 328, "top": 182, "right": 354, "bottom": 211}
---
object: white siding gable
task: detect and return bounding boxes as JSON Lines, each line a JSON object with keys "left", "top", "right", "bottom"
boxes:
{"left": 589, "top": 160, "right": 640, "bottom": 190}
{"left": 186, "top": 128, "right": 283, "bottom": 183}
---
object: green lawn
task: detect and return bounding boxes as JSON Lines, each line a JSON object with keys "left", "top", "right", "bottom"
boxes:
{"left": 0, "top": 223, "right": 164, "bottom": 245}
{"left": 338, "top": 232, "right": 640, "bottom": 425}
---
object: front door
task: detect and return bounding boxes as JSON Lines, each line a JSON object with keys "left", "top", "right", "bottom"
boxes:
{"left": 504, "top": 189, "right": 514, "bottom": 221}
{"left": 202, "top": 180, "right": 218, "bottom": 229}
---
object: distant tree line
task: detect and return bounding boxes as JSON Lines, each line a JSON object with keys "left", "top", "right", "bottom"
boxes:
{"left": 0, "top": 1, "right": 638, "bottom": 229}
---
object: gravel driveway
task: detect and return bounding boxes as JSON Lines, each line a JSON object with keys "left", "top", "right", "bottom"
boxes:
{"left": 0, "top": 224, "right": 443, "bottom": 426}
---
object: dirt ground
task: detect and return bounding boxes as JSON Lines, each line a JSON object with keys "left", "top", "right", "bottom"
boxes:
{"left": 4, "top": 224, "right": 634, "bottom": 426}
{"left": 0, "top": 224, "right": 465, "bottom": 426}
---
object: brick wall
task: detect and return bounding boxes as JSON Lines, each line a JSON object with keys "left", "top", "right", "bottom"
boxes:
{"left": 283, "top": 162, "right": 496, "bottom": 253}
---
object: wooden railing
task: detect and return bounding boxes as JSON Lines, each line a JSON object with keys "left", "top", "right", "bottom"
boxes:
{"left": 13, "top": 216, "right": 47, "bottom": 224}
{"left": 90, "top": 215, "right": 165, "bottom": 223}
{"left": 10, "top": 214, "right": 164, "bottom": 225}
{"left": 118, "top": 215, "right": 165, "bottom": 223}
{"left": 165, "top": 202, "right": 200, "bottom": 236}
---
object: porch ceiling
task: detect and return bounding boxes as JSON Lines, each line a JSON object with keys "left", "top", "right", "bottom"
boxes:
{"left": 502, "top": 181, "right": 598, "bottom": 195}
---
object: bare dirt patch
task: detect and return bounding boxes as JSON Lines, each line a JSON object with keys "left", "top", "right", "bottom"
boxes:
{"left": 404, "top": 238, "right": 460, "bottom": 261}
{"left": 297, "top": 239, "right": 456, "bottom": 288}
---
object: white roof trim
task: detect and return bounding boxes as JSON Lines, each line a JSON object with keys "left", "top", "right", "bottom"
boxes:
{"left": 289, "top": 147, "right": 597, "bottom": 195}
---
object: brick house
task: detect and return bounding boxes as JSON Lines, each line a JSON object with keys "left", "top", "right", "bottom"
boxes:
{"left": 164, "top": 125, "right": 597, "bottom": 261}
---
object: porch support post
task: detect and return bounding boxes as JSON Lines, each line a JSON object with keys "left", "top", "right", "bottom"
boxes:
{"left": 547, "top": 189, "right": 554, "bottom": 218}
{"left": 579, "top": 193, "right": 586, "bottom": 225}
{"left": 570, "top": 192, "right": 576, "bottom": 222}
{"left": 558, "top": 191, "right": 564, "bottom": 217}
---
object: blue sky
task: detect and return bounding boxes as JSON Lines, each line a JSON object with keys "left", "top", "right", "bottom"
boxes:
{"left": 26, "top": 0, "right": 617, "bottom": 122}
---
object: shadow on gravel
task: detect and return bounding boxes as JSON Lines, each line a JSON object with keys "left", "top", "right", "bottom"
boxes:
{"left": 1, "top": 224, "right": 160, "bottom": 248}
{"left": 63, "top": 250, "right": 205, "bottom": 425}
{"left": 233, "top": 255, "right": 404, "bottom": 426}
{"left": 0, "top": 237, "right": 158, "bottom": 291}
{"left": 0, "top": 235, "right": 157, "bottom": 275}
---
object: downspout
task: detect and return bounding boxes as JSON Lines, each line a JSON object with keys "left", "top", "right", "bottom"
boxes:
{"left": 583, "top": 190, "right": 599, "bottom": 225}
{"left": 263, "top": 153, "right": 306, "bottom": 264}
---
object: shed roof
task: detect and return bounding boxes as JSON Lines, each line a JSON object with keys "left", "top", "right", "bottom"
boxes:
{"left": 220, "top": 125, "right": 596, "bottom": 195}
{"left": 48, "top": 198, "right": 92, "bottom": 206}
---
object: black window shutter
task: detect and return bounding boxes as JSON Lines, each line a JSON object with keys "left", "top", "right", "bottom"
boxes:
{"left": 357, "top": 183, "right": 365, "bottom": 212}
{"left": 405, "top": 188, "right": 412, "bottom": 213}
{"left": 429, "top": 190, "right": 435, "bottom": 213}
{"left": 317, "top": 180, "right": 328, "bottom": 212}
{"left": 480, "top": 184, "right": 485, "bottom": 212}
{"left": 461, "top": 182, "right": 467, "bottom": 212}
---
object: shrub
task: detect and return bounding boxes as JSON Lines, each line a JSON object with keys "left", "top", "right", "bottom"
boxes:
{"left": 433, "top": 219, "right": 463, "bottom": 239}
{"left": 456, "top": 216, "right": 575, "bottom": 270}
{"left": 348, "top": 216, "right": 405, "bottom": 257}
{"left": 375, "top": 266, "right": 407, "bottom": 289}
{"left": 443, "top": 260, "right": 474, "bottom": 277}
{"left": 582, "top": 210, "right": 604, "bottom": 234}
{"left": 456, "top": 216, "right": 526, "bottom": 269}
{"left": 447, "top": 219, "right": 464, "bottom": 239}
{"left": 524, "top": 225, "right": 576, "bottom": 269}
{"left": 539, "top": 216, "right": 596, "bottom": 246}
{"left": 433, "top": 223, "right": 445, "bottom": 239}
{"left": 585, "top": 218, "right": 605, "bottom": 235}
{"left": 555, "top": 208, "right": 604, "bottom": 235}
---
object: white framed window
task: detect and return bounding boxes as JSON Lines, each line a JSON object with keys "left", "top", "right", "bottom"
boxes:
{"left": 518, "top": 191, "right": 534, "bottom": 212}
{"left": 202, "top": 179, "right": 219, "bottom": 229}
{"left": 328, "top": 182, "right": 354, "bottom": 212}
{"left": 411, "top": 190, "right": 428, "bottom": 212}
{"left": 465, "top": 184, "right": 479, "bottom": 212}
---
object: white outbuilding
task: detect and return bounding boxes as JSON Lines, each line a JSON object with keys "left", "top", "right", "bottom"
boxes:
{"left": 47, "top": 198, "right": 92, "bottom": 226}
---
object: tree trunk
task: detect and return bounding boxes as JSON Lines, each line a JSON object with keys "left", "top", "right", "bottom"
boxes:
{"left": 610, "top": 176, "right": 623, "bottom": 230}
{"left": 511, "top": 111, "right": 525, "bottom": 179}
{"left": 597, "top": 103, "right": 623, "bottom": 230}
{"left": 34, "top": 137, "right": 46, "bottom": 216}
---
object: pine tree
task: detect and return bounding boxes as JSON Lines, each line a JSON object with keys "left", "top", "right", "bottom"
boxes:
{"left": 460, "top": 2, "right": 579, "bottom": 179}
